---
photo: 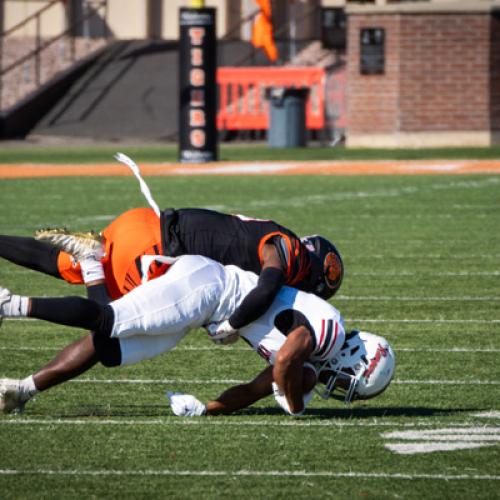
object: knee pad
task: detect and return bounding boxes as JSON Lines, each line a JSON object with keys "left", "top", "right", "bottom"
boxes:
{"left": 92, "top": 333, "right": 122, "bottom": 367}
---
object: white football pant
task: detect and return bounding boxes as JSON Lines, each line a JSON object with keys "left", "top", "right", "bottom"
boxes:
{"left": 110, "top": 255, "right": 226, "bottom": 365}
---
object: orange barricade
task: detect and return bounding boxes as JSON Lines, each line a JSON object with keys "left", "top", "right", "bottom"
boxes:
{"left": 217, "top": 67, "right": 325, "bottom": 130}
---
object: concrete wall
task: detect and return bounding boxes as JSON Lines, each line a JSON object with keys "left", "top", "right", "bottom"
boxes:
{"left": 4, "top": 0, "right": 66, "bottom": 37}
{"left": 3, "top": 0, "right": 233, "bottom": 40}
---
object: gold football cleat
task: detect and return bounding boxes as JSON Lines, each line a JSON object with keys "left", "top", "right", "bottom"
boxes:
{"left": 35, "top": 228, "right": 105, "bottom": 260}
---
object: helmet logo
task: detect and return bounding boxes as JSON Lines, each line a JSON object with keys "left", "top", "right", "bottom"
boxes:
{"left": 324, "top": 252, "right": 343, "bottom": 289}
{"left": 363, "top": 344, "right": 388, "bottom": 381}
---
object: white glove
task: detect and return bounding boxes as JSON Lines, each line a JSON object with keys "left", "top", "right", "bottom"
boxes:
{"left": 272, "top": 382, "right": 314, "bottom": 417}
{"left": 205, "top": 320, "right": 239, "bottom": 345}
{"left": 166, "top": 391, "right": 206, "bottom": 417}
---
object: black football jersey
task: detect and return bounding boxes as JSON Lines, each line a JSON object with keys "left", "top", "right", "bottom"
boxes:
{"left": 160, "top": 208, "right": 312, "bottom": 289}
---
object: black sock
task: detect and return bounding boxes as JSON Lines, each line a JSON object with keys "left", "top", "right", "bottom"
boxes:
{"left": 29, "top": 296, "right": 114, "bottom": 335}
{"left": 0, "top": 235, "right": 61, "bottom": 278}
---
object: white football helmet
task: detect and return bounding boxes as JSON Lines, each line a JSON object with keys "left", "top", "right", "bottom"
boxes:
{"left": 315, "top": 330, "right": 395, "bottom": 403}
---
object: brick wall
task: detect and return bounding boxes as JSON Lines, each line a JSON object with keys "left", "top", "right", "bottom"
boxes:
{"left": 347, "top": 8, "right": 498, "bottom": 146}
{"left": 399, "top": 14, "right": 490, "bottom": 132}
{"left": 347, "top": 15, "right": 401, "bottom": 134}
{"left": 490, "top": 14, "right": 500, "bottom": 132}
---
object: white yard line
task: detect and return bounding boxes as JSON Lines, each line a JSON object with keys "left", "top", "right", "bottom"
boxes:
{"left": 0, "top": 346, "right": 499, "bottom": 353}
{"left": 473, "top": 411, "right": 500, "bottom": 419}
{"left": 396, "top": 347, "right": 500, "bottom": 353}
{"left": 336, "top": 296, "right": 500, "bottom": 301}
{"left": 393, "top": 379, "right": 500, "bottom": 385}
{"left": 350, "top": 254, "right": 500, "bottom": 259}
{"left": 3, "top": 270, "right": 499, "bottom": 278}
{"left": 350, "top": 271, "right": 500, "bottom": 277}
{"left": 347, "top": 319, "right": 500, "bottom": 324}
{"left": 4, "top": 317, "right": 500, "bottom": 324}
{"left": 383, "top": 427, "right": 500, "bottom": 454}
{"left": 384, "top": 428, "right": 500, "bottom": 440}
{"left": 0, "top": 468, "right": 497, "bottom": 481}
{"left": 53, "top": 378, "right": 499, "bottom": 386}
{"left": 0, "top": 419, "right": 497, "bottom": 429}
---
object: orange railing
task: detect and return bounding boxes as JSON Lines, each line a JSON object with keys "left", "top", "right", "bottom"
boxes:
{"left": 217, "top": 67, "right": 326, "bottom": 131}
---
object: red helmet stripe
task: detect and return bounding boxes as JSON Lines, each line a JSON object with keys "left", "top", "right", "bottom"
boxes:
{"left": 322, "top": 321, "right": 339, "bottom": 360}
{"left": 318, "top": 319, "right": 326, "bottom": 349}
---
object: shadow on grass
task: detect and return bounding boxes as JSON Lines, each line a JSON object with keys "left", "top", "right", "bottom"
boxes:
{"left": 239, "top": 406, "right": 480, "bottom": 419}
{"left": 36, "top": 404, "right": 482, "bottom": 420}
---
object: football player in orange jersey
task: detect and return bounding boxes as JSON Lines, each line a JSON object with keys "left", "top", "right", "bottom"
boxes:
{"left": 0, "top": 207, "right": 343, "bottom": 338}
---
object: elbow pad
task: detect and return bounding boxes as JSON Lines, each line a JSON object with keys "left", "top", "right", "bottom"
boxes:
{"left": 229, "top": 267, "right": 285, "bottom": 329}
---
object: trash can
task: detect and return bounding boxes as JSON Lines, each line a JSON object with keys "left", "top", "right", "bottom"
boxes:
{"left": 267, "top": 87, "right": 309, "bottom": 148}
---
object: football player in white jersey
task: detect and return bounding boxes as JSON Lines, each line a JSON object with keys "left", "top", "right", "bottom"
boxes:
{"left": 0, "top": 255, "right": 395, "bottom": 416}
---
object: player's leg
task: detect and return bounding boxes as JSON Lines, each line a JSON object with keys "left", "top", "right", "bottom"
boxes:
{"left": 0, "top": 306, "right": 191, "bottom": 413}
{"left": 0, "top": 235, "right": 62, "bottom": 278}
{"left": 0, "top": 333, "right": 99, "bottom": 413}
{"left": 1, "top": 255, "right": 222, "bottom": 337}
{"left": 109, "top": 254, "right": 224, "bottom": 339}
{"left": 117, "top": 331, "right": 188, "bottom": 366}
{"left": 33, "top": 334, "right": 100, "bottom": 390}
{"left": 0, "top": 285, "right": 114, "bottom": 334}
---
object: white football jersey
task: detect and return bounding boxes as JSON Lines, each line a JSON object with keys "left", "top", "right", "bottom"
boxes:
{"left": 239, "top": 286, "right": 345, "bottom": 365}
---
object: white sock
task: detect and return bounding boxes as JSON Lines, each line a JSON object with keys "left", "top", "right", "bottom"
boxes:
{"left": 18, "top": 375, "right": 39, "bottom": 403}
{"left": 3, "top": 294, "right": 29, "bottom": 317}
{"left": 80, "top": 257, "right": 105, "bottom": 284}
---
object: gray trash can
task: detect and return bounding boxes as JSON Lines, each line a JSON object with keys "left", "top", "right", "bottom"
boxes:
{"left": 267, "top": 87, "right": 309, "bottom": 148}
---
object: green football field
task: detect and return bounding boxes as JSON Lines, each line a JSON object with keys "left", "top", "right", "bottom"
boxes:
{"left": 0, "top": 168, "right": 499, "bottom": 498}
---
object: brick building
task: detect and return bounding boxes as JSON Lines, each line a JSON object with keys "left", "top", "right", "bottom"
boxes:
{"left": 346, "top": 1, "right": 500, "bottom": 147}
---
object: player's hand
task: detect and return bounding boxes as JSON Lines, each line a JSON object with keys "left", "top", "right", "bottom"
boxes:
{"left": 272, "top": 382, "right": 298, "bottom": 416}
{"left": 205, "top": 320, "right": 239, "bottom": 345}
{"left": 166, "top": 391, "right": 206, "bottom": 417}
{"left": 272, "top": 382, "right": 313, "bottom": 417}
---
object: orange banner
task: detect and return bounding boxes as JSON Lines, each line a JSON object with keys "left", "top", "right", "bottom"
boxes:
{"left": 252, "top": 0, "right": 278, "bottom": 62}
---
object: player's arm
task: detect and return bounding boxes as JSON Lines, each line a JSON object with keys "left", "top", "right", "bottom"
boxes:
{"left": 226, "top": 242, "right": 285, "bottom": 330}
{"left": 205, "top": 366, "right": 274, "bottom": 415}
{"left": 167, "top": 367, "right": 274, "bottom": 417}
{"left": 0, "top": 234, "right": 112, "bottom": 305}
{"left": 272, "top": 325, "right": 314, "bottom": 415}
{"left": 167, "top": 357, "right": 317, "bottom": 417}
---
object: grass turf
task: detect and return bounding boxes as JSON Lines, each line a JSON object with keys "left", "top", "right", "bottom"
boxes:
{"left": 0, "top": 144, "right": 500, "bottom": 163}
{"left": 0, "top": 171, "right": 499, "bottom": 499}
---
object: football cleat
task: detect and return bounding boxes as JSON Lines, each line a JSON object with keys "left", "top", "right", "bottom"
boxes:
{"left": 35, "top": 228, "right": 105, "bottom": 261}
{"left": 0, "top": 378, "right": 25, "bottom": 414}
{"left": 0, "top": 287, "right": 12, "bottom": 326}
